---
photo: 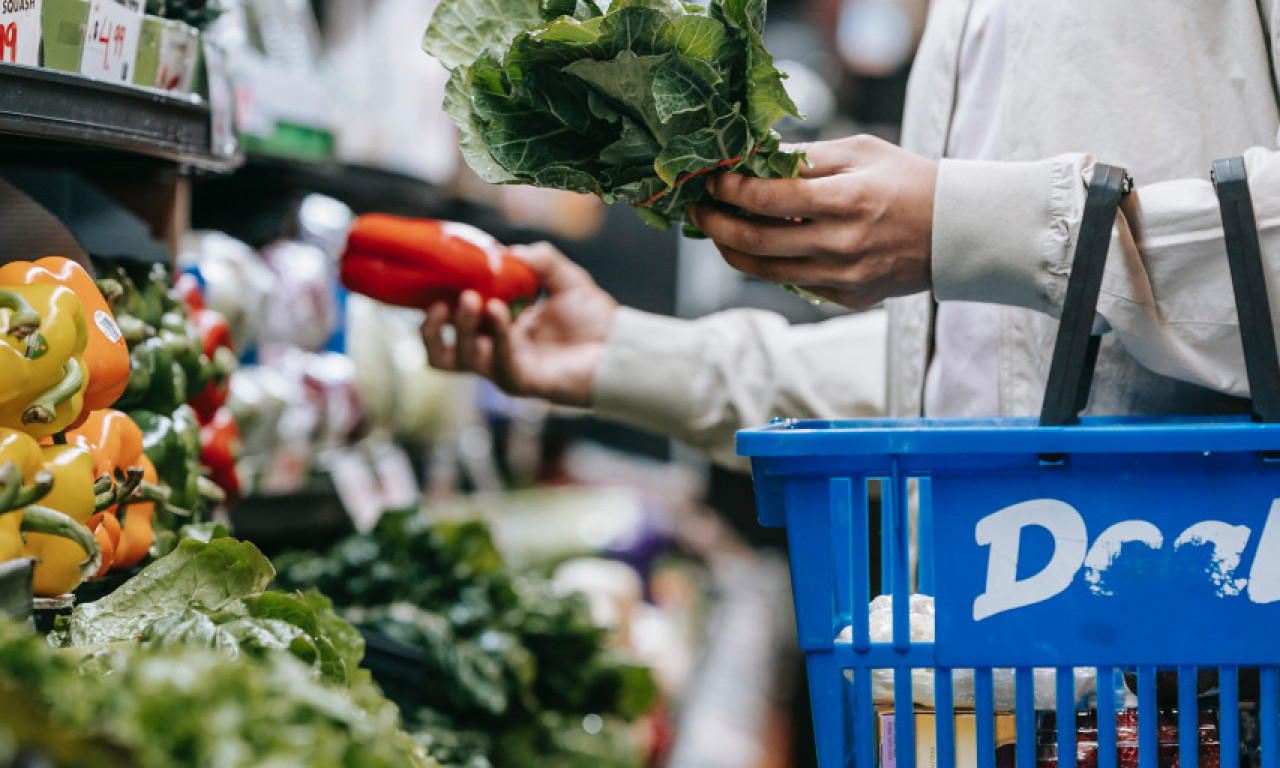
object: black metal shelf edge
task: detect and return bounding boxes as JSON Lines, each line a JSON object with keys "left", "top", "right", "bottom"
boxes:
{"left": 0, "top": 64, "right": 241, "bottom": 172}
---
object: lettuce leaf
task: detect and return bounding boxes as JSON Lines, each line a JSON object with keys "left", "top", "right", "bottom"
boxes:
{"left": 424, "top": 0, "right": 801, "bottom": 233}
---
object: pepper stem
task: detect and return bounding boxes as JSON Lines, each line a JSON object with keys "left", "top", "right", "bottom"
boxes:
{"left": 22, "top": 360, "right": 84, "bottom": 425}
{"left": 0, "top": 462, "right": 22, "bottom": 513}
{"left": 0, "top": 290, "right": 41, "bottom": 341}
{"left": 95, "top": 278, "right": 124, "bottom": 307}
{"left": 132, "top": 481, "right": 192, "bottom": 519}
{"left": 116, "top": 315, "right": 154, "bottom": 345}
{"left": 197, "top": 476, "right": 227, "bottom": 507}
{"left": 98, "top": 467, "right": 144, "bottom": 514}
{"left": 10, "top": 471, "right": 54, "bottom": 510}
{"left": 20, "top": 504, "right": 102, "bottom": 585}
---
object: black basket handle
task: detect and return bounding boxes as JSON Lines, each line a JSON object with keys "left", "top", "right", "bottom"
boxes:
{"left": 1212, "top": 157, "right": 1280, "bottom": 423}
{"left": 1039, "top": 164, "right": 1132, "bottom": 427}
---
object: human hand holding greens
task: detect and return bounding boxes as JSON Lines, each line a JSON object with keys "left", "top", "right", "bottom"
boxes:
{"left": 691, "top": 134, "right": 939, "bottom": 309}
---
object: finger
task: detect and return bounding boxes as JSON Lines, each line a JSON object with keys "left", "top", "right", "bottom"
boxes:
{"left": 694, "top": 203, "right": 856, "bottom": 257}
{"left": 422, "top": 302, "right": 456, "bottom": 370}
{"left": 716, "top": 246, "right": 832, "bottom": 285}
{"left": 453, "top": 290, "right": 486, "bottom": 372}
{"left": 792, "top": 135, "right": 880, "bottom": 178}
{"left": 708, "top": 173, "right": 857, "bottom": 220}
{"left": 508, "top": 241, "right": 590, "bottom": 294}
{"left": 486, "top": 299, "right": 520, "bottom": 393}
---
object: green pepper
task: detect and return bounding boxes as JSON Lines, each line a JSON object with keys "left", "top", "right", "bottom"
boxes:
{"left": 117, "top": 336, "right": 187, "bottom": 414}
{"left": 129, "top": 406, "right": 216, "bottom": 528}
{"left": 159, "top": 312, "right": 208, "bottom": 397}
{"left": 130, "top": 410, "right": 183, "bottom": 483}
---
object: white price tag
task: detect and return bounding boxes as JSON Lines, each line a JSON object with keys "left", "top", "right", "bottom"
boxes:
{"left": 201, "top": 37, "right": 238, "bottom": 157}
{"left": 79, "top": 0, "right": 142, "bottom": 84}
{"left": 374, "top": 443, "right": 420, "bottom": 511}
{"left": 327, "top": 448, "right": 385, "bottom": 533}
{"left": 0, "top": 0, "right": 42, "bottom": 66}
{"left": 155, "top": 21, "right": 197, "bottom": 92}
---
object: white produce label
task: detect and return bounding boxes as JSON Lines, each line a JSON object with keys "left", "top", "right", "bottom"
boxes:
{"left": 0, "top": 0, "right": 43, "bottom": 66}
{"left": 80, "top": 0, "right": 143, "bottom": 84}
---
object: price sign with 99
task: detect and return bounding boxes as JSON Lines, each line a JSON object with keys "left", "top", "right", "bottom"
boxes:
{"left": 0, "top": 0, "right": 43, "bottom": 66}
{"left": 79, "top": 0, "right": 142, "bottom": 83}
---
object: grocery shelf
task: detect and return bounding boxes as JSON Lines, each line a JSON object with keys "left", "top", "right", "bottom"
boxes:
{"left": 0, "top": 64, "right": 240, "bottom": 173}
{"left": 191, "top": 153, "right": 454, "bottom": 246}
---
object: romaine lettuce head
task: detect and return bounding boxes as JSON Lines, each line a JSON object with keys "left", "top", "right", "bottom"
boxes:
{"left": 424, "top": 0, "right": 802, "bottom": 233}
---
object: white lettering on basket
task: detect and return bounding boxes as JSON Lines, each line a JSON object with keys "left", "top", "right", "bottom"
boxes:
{"left": 973, "top": 498, "right": 1280, "bottom": 620}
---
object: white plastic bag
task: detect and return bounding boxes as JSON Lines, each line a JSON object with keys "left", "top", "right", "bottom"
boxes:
{"left": 838, "top": 594, "right": 1096, "bottom": 711}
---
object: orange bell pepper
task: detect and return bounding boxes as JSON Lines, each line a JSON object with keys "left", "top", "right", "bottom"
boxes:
{"left": 0, "top": 258, "right": 131, "bottom": 425}
{"left": 64, "top": 408, "right": 156, "bottom": 572}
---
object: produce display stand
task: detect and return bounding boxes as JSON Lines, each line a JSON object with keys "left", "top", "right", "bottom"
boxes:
{"left": 0, "top": 64, "right": 238, "bottom": 173}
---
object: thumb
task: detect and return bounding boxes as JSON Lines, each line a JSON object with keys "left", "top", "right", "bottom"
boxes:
{"left": 508, "top": 242, "right": 591, "bottom": 294}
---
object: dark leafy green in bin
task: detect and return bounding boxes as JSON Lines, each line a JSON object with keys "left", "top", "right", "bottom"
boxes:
{"left": 423, "top": 0, "right": 803, "bottom": 233}
{"left": 273, "top": 512, "right": 659, "bottom": 768}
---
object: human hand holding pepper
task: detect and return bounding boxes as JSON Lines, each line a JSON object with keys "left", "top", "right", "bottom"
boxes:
{"left": 421, "top": 243, "right": 618, "bottom": 407}
{"left": 689, "top": 135, "right": 938, "bottom": 310}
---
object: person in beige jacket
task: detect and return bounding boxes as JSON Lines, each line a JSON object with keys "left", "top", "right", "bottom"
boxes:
{"left": 423, "top": 1, "right": 1280, "bottom": 468}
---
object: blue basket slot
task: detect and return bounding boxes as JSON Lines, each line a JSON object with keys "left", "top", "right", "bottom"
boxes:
{"left": 1137, "top": 668, "right": 1156, "bottom": 768}
{"left": 1263, "top": 668, "right": 1278, "bottom": 768}
{"left": 787, "top": 477, "right": 838, "bottom": 651}
{"left": 831, "top": 477, "right": 857, "bottom": 637}
{"left": 1220, "top": 668, "right": 1239, "bottom": 768}
{"left": 975, "top": 668, "right": 995, "bottom": 768}
{"left": 894, "top": 665, "right": 916, "bottom": 768}
{"left": 807, "top": 652, "right": 847, "bottom": 768}
{"left": 1178, "top": 666, "right": 1198, "bottom": 768}
{"left": 1096, "top": 668, "right": 1117, "bottom": 768}
{"left": 936, "top": 670, "right": 955, "bottom": 768}
{"left": 854, "top": 660, "right": 874, "bottom": 768}
{"left": 1015, "top": 668, "right": 1035, "bottom": 768}
{"left": 919, "top": 476, "right": 935, "bottom": 594}
{"left": 1056, "top": 668, "right": 1075, "bottom": 768}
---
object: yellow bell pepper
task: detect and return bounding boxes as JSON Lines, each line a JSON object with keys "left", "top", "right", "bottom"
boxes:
{"left": 0, "top": 428, "right": 50, "bottom": 562}
{"left": 25, "top": 444, "right": 98, "bottom": 596}
{"left": 0, "top": 284, "right": 89, "bottom": 439}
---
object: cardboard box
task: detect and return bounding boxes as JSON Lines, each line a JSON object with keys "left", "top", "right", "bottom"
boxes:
{"left": 878, "top": 711, "right": 1017, "bottom": 768}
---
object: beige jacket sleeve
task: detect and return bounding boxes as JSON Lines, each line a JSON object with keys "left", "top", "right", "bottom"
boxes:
{"left": 930, "top": 150, "right": 1280, "bottom": 399}
{"left": 591, "top": 306, "right": 888, "bottom": 469}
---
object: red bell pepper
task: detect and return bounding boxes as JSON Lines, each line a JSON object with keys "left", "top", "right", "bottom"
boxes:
{"left": 175, "top": 274, "right": 237, "bottom": 423}
{"left": 199, "top": 407, "right": 241, "bottom": 506}
{"left": 339, "top": 215, "right": 540, "bottom": 310}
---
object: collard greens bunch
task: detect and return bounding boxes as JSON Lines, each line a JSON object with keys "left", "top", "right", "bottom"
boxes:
{"left": 424, "top": 0, "right": 804, "bottom": 232}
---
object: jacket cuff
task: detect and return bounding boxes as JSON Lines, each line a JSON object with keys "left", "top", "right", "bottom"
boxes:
{"left": 592, "top": 307, "right": 699, "bottom": 438}
{"left": 931, "top": 156, "right": 1086, "bottom": 313}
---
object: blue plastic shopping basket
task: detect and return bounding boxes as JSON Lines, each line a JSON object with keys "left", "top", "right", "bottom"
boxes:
{"left": 737, "top": 160, "right": 1280, "bottom": 768}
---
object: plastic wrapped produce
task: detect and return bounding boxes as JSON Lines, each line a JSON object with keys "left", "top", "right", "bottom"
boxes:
{"left": 178, "top": 231, "right": 276, "bottom": 354}
{"left": 260, "top": 239, "right": 341, "bottom": 353}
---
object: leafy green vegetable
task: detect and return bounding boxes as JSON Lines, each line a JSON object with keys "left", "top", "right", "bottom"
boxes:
{"left": 274, "top": 511, "right": 660, "bottom": 768}
{"left": 51, "top": 539, "right": 367, "bottom": 688}
{"left": 53, "top": 538, "right": 275, "bottom": 648}
{"left": 0, "top": 620, "right": 439, "bottom": 768}
{"left": 423, "top": 0, "right": 802, "bottom": 233}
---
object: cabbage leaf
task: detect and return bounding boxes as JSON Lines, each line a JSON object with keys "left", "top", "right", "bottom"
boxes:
{"left": 424, "top": 0, "right": 802, "bottom": 233}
